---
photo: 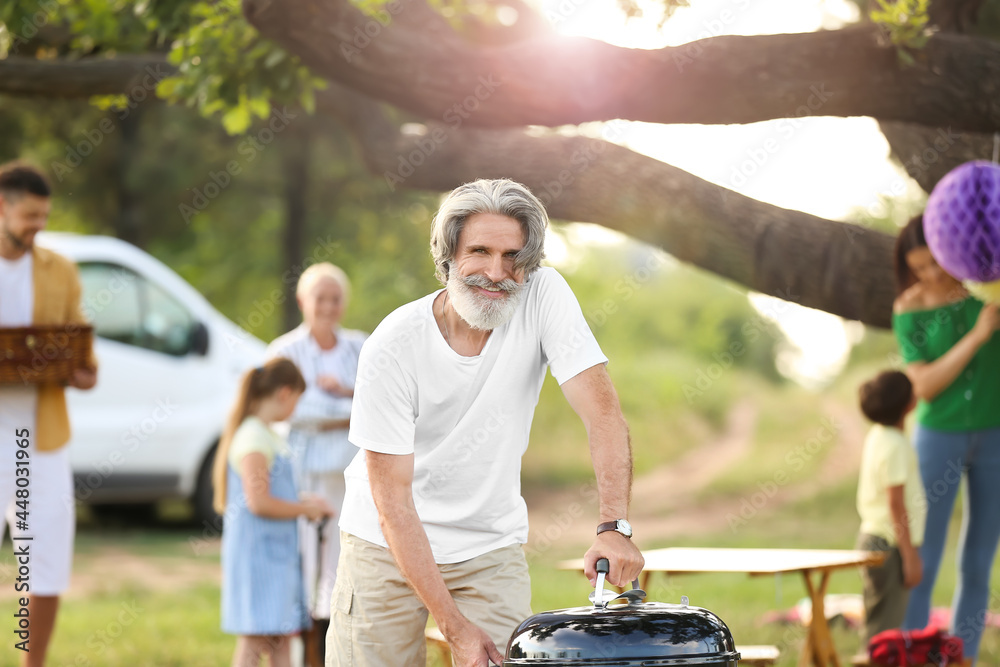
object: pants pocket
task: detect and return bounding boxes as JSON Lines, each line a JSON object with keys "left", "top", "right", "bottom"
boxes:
{"left": 333, "top": 578, "right": 353, "bottom": 615}
{"left": 328, "top": 580, "right": 353, "bottom": 666}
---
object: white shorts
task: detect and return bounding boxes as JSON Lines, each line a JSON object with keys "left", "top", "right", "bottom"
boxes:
{"left": 1, "top": 433, "right": 75, "bottom": 596}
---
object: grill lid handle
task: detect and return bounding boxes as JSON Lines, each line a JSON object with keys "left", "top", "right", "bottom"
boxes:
{"left": 589, "top": 558, "right": 647, "bottom": 608}
{"left": 593, "top": 558, "right": 609, "bottom": 607}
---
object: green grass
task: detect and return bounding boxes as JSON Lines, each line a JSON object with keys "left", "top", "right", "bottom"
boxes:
{"left": 4, "top": 487, "right": 1000, "bottom": 667}
{"left": 5, "top": 344, "right": 1000, "bottom": 667}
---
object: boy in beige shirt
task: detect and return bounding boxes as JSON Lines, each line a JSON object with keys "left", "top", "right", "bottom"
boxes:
{"left": 856, "top": 370, "right": 927, "bottom": 642}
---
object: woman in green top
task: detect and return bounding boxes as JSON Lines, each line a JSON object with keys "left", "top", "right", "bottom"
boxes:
{"left": 893, "top": 214, "right": 1000, "bottom": 661}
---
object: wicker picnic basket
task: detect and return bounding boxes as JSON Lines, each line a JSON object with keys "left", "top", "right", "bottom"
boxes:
{"left": 0, "top": 325, "right": 94, "bottom": 385}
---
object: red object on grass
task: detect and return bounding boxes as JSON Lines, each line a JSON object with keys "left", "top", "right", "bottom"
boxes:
{"left": 868, "top": 627, "right": 963, "bottom": 666}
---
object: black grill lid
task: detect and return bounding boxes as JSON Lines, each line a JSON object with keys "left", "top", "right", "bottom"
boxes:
{"left": 504, "top": 599, "right": 739, "bottom": 665}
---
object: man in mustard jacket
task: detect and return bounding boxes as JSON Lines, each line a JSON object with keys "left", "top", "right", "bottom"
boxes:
{"left": 0, "top": 163, "right": 97, "bottom": 667}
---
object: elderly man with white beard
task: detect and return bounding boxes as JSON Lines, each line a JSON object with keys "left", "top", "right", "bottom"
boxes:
{"left": 329, "top": 179, "right": 643, "bottom": 667}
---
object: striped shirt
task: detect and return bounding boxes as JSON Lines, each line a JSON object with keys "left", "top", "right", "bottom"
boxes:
{"left": 266, "top": 324, "right": 367, "bottom": 474}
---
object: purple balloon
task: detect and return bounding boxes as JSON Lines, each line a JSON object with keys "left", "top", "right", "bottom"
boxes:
{"left": 924, "top": 160, "right": 1000, "bottom": 282}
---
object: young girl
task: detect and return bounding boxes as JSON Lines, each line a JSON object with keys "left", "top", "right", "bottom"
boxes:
{"left": 213, "top": 358, "right": 333, "bottom": 667}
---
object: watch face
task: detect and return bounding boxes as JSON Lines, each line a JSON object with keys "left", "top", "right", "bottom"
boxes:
{"left": 617, "top": 519, "right": 633, "bottom": 537}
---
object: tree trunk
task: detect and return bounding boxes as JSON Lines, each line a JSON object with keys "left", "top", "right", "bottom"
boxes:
{"left": 879, "top": 122, "right": 999, "bottom": 193}
{"left": 281, "top": 121, "right": 310, "bottom": 332}
{"left": 112, "top": 106, "right": 144, "bottom": 247}
{"left": 878, "top": 0, "right": 999, "bottom": 194}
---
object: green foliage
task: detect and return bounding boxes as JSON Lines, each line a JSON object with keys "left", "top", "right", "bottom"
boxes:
{"left": 59, "top": 0, "right": 191, "bottom": 53}
{"left": 157, "top": 0, "right": 325, "bottom": 134}
{"left": 870, "top": 0, "right": 931, "bottom": 66}
{"left": 0, "top": 0, "right": 324, "bottom": 136}
{"left": 0, "top": 93, "right": 439, "bottom": 341}
{"left": 524, "top": 236, "right": 787, "bottom": 486}
{"left": 563, "top": 240, "right": 785, "bottom": 383}
{"left": 1, "top": 0, "right": 193, "bottom": 57}
{"left": 977, "top": 0, "right": 1000, "bottom": 37}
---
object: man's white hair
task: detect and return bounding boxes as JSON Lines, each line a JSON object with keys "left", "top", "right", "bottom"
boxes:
{"left": 429, "top": 179, "right": 547, "bottom": 284}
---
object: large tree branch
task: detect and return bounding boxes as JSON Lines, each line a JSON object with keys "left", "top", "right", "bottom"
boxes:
{"left": 317, "top": 86, "right": 897, "bottom": 329}
{"left": 244, "top": 0, "right": 1000, "bottom": 133}
{"left": 0, "top": 55, "right": 171, "bottom": 97}
{"left": 0, "top": 53, "right": 899, "bottom": 327}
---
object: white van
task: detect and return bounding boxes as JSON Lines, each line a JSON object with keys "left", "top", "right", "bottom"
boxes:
{"left": 38, "top": 232, "right": 266, "bottom": 523}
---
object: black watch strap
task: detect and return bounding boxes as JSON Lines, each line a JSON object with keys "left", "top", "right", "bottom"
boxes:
{"left": 597, "top": 519, "right": 632, "bottom": 538}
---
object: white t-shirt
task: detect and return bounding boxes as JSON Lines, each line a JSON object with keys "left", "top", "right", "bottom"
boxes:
{"left": 340, "top": 267, "right": 607, "bottom": 563}
{"left": 0, "top": 252, "right": 38, "bottom": 436}
{"left": 857, "top": 424, "right": 927, "bottom": 547}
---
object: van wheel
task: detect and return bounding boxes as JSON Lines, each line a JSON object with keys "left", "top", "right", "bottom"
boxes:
{"left": 89, "top": 502, "right": 157, "bottom": 525}
{"left": 193, "top": 444, "right": 222, "bottom": 531}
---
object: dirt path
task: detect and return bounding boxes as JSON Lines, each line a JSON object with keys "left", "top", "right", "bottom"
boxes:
{"left": 525, "top": 399, "right": 760, "bottom": 550}
{"left": 525, "top": 396, "right": 867, "bottom": 551}
{"left": 69, "top": 545, "right": 221, "bottom": 599}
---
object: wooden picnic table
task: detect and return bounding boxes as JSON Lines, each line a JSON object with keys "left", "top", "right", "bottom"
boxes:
{"left": 558, "top": 547, "right": 887, "bottom": 667}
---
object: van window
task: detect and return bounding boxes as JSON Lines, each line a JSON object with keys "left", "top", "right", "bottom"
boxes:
{"left": 79, "top": 262, "right": 197, "bottom": 356}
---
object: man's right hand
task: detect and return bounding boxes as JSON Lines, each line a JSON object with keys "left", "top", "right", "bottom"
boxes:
{"left": 445, "top": 617, "right": 504, "bottom": 667}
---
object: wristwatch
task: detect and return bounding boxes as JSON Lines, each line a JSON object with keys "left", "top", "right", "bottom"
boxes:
{"left": 597, "top": 519, "right": 633, "bottom": 539}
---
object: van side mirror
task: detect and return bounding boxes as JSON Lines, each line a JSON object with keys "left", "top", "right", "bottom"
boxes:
{"left": 189, "top": 321, "right": 210, "bottom": 356}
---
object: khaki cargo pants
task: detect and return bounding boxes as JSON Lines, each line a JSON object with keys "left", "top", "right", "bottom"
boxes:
{"left": 327, "top": 532, "right": 532, "bottom": 666}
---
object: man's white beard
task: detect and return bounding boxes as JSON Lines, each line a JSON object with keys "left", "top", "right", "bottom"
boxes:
{"left": 446, "top": 271, "right": 526, "bottom": 331}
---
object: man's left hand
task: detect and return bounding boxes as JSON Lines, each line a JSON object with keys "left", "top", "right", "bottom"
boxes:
{"left": 68, "top": 367, "right": 97, "bottom": 390}
{"left": 583, "top": 532, "right": 644, "bottom": 588}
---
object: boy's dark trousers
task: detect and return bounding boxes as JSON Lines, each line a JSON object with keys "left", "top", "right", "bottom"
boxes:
{"left": 857, "top": 533, "right": 910, "bottom": 643}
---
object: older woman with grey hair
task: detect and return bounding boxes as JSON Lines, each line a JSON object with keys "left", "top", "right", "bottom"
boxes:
{"left": 266, "top": 262, "right": 366, "bottom": 666}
